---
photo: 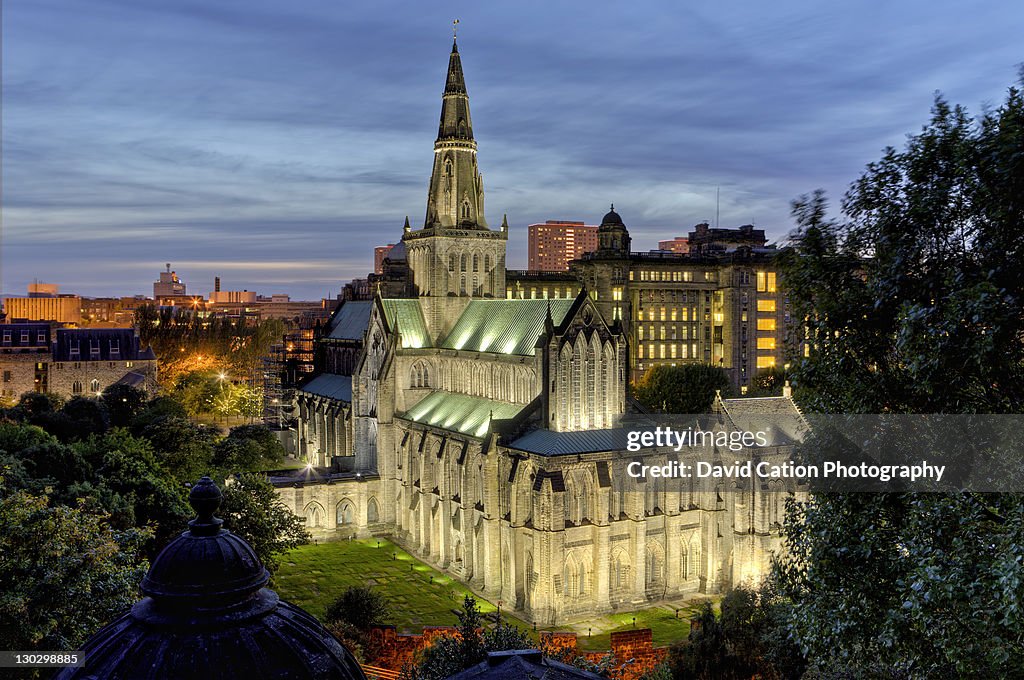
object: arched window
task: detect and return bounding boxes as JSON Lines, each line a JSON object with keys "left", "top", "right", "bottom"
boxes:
{"left": 461, "top": 254, "right": 467, "bottom": 272}
{"left": 72, "top": 381, "right": 82, "bottom": 395}
{"left": 305, "top": 502, "right": 325, "bottom": 528}
{"left": 421, "top": 363, "right": 429, "bottom": 387}
{"left": 645, "top": 542, "right": 665, "bottom": 589}
{"left": 90, "top": 379, "right": 100, "bottom": 394}
{"left": 473, "top": 254, "right": 479, "bottom": 272}
{"left": 449, "top": 253, "right": 456, "bottom": 271}
{"left": 462, "top": 198, "right": 471, "bottom": 221}
{"left": 484, "top": 255, "right": 491, "bottom": 271}
{"left": 336, "top": 500, "right": 355, "bottom": 526}
{"left": 460, "top": 275, "right": 467, "bottom": 296}
{"left": 564, "top": 554, "right": 586, "bottom": 598}
{"left": 367, "top": 497, "right": 380, "bottom": 523}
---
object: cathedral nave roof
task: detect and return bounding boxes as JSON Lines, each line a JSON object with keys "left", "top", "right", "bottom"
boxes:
{"left": 298, "top": 374, "right": 353, "bottom": 402}
{"left": 327, "top": 300, "right": 373, "bottom": 340}
{"left": 400, "top": 390, "right": 531, "bottom": 437}
{"left": 440, "top": 298, "right": 575, "bottom": 355}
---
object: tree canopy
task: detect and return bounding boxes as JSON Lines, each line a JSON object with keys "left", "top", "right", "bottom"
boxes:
{"left": 774, "top": 78, "right": 1024, "bottom": 676}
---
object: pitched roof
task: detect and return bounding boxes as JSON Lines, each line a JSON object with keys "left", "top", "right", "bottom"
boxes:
{"left": 400, "top": 391, "right": 528, "bottom": 437}
{"left": 440, "top": 299, "right": 575, "bottom": 355}
{"left": 447, "top": 650, "right": 605, "bottom": 680}
{"left": 510, "top": 428, "right": 624, "bottom": 456}
{"left": 380, "top": 299, "right": 431, "bottom": 349}
{"left": 719, "top": 396, "right": 807, "bottom": 446}
{"left": 327, "top": 301, "right": 373, "bottom": 341}
{"left": 298, "top": 374, "right": 352, "bottom": 402}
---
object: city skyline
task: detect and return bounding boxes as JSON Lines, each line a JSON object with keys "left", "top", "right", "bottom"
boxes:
{"left": 3, "top": 0, "right": 1022, "bottom": 300}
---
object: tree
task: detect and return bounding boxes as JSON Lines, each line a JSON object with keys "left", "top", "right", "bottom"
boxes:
{"left": 632, "top": 364, "right": 732, "bottom": 413}
{"left": 0, "top": 482, "right": 150, "bottom": 651}
{"left": 325, "top": 585, "right": 391, "bottom": 631}
{"left": 774, "top": 79, "right": 1024, "bottom": 675}
{"left": 140, "top": 416, "right": 217, "bottom": 483}
{"left": 407, "top": 596, "right": 531, "bottom": 680}
{"left": 219, "top": 472, "right": 309, "bottom": 573}
{"left": 101, "top": 384, "right": 148, "bottom": 428}
{"left": 212, "top": 424, "right": 286, "bottom": 474}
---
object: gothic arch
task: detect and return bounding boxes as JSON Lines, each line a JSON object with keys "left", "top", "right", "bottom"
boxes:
{"left": 645, "top": 541, "right": 666, "bottom": 591}
{"left": 611, "top": 548, "right": 632, "bottom": 594}
{"left": 304, "top": 501, "right": 326, "bottom": 528}
{"left": 563, "top": 552, "right": 587, "bottom": 598}
{"left": 336, "top": 499, "right": 355, "bottom": 526}
{"left": 367, "top": 497, "right": 380, "bottom": 524}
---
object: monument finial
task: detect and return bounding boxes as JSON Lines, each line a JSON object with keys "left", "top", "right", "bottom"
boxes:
{"left": 453, "top": 18, "right": 460, "bottom": 38}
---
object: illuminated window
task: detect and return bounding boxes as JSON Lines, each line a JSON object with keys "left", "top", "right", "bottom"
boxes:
{"left": 757, "top": 299, "right": 776, "bottom": 312}
{"left": 671, "top": 308, "right": 678, "bottom": 321}
{"left": 638, "top": 344, "right": 644, "bottom": 358}
{"left": 756, "top": 356, "right": 776, "bottom": 369}
{"left": 660, "top": 326, "right": 666, "bottom": 340}
{"left": 683, "top": 271, "right": 693, "bottom": 282}
{"left": 671, "top": 344, "right": 677, "bottom": 358}
{"left": 704, "top": 271, "right": 715, "bottom": 282}
{"left": 756, "top": 271, "right": 777, "bottom": 292}
{"left": 757, "top": 318, "right": 776, "bottom": 331}
{"left": 639, "top": 326, "right": 645, "bottom": 340}
{"left": 660, "top": 344, "right": 666, "bottom": 359}
{"left": 757, "top": 337, "right": 776, "bottom": 350}
{"left": 660, "top": 307, "right": 667, "bottom": 321}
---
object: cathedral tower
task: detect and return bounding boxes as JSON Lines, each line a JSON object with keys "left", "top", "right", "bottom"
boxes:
{"left": 402, "top": 36, "right": 508, "bottom": 335}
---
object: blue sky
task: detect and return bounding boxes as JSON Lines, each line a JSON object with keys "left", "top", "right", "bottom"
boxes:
{"left": 2, "top": 0, "right": 1021, "bottom": 300}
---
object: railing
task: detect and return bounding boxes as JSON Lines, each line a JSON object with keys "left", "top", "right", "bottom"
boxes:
{"left": 362, "top": 665, "right": 401, "bottom": 680}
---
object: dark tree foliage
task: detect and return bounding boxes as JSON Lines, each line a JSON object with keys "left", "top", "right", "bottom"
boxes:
{"left": 325, "top": 585, "right": 391, "bottom": 631}
{"left": 0, "top": 481, "right": 151, "bottom": 652}
{"left": 405, "top": 596, "right": 531, "bottom": 680}
{"left": 212, "top": 424, "right": 286, "bottom": 474}
{"left": 746, "top": 366, "right": 788, "bottom": 397}
{"left": 632, "top": 364, "right": 732, "bottom": 413}
{"left": 668, "top": 589, "right": 804, "bottom": 680}
{"left": 140, "top": 416, "right": 217, "bottom": 483}
{"left": 219, "top": 472, "right": 309, "bottom": 574}
{"left": 101, "top": 384, "right": 149, "bottom": 428}
{"left": 775, "top": 79, "right": 1024, "bottom": 675}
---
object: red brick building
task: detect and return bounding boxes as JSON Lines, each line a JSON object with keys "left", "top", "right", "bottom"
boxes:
{"left": 527, "top": 221, "right": 598, "bottom": 271}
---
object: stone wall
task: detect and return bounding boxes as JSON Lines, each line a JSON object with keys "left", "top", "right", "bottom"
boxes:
{"left": 0, "top": 353, "right": 41, "bottom": 401}
{"left": 48, "top": 358, "right": 158, "bottom": 398}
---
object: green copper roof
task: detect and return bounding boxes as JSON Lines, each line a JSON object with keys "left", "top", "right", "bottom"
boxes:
{"left": 440, "top": 299, "right": 575, "bottom": 355}
{"left": 402, "top": 391, "right": 529, "bottom": 437}
{"left": 380, "top": 299, "right": 432, "bottom": 349}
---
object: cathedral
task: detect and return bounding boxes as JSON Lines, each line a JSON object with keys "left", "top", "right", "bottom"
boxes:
{"left": 273, "top": 37, "right": 804, "bottom": 625}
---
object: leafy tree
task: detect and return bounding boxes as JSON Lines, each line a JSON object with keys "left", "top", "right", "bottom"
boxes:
{"left": 407, "top": 596, "right": 531, "bottom": 680}
{"left": 219, "top": 472, "right": 309, "bottom": 574}
{"left": 129, "top": 395, "right": 188, "bottom": 432}
{"left": 101, "top": 384, "right": 149, "bottom": 427}
{"left": 633, "top": 364, "right": 732, "bottom": 413}
{"left": 140, "top": 416, "right": 217, "bottom": 483}
{"left": 775, "top": 79, "right": 1024, "bottom": 675}
{"left": 213, "top": 424, "right": 286, "bottom": 474}
{"left": 746, "top": 366, "right": 788, "bottom": 397}
{"left": 0, "top": 482, "right": 150, "bottom": 651}
{"left": 325, "top": 585, "right": 391, "bottom": 631}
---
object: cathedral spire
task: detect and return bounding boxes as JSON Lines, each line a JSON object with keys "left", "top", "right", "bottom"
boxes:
{"left": 424, "top": 32, "right": 486, "bottom": 229}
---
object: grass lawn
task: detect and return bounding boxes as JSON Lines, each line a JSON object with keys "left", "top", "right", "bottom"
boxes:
{"left": 276, "top": 538, "right": 713, "bottom": 650}
{"left": 276, "top": 538, "right": 529, "bottom": 634}
{"left": 551, "top": 599, "right": 714, "bottom": 651}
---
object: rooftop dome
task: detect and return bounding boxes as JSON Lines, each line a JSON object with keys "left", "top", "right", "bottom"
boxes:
{"left": 600, "top": 204, "right": 624, "bottom": 228}
{"left": 57, "top": 477, "right": 366, "bottom": 680}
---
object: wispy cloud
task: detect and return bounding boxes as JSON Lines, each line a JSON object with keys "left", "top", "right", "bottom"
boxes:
{"left": 3, "top": 0, "right": 1021, "bottom": 299}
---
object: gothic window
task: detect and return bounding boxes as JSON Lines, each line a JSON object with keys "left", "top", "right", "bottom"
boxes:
{"left": 612, "top": 550, "right": 631, "bottom": 592}
{"left": 421, "top": 363, "right": 429, "bottom": 387}
{"left": 449, "top": 253, "right": 456, "bottom": 271}
{"left": 72, "top": 381, "right": 82, "bottom": 395}
{"left": 304, "top": 502, "right": 325, "bottom": 528}
{"left": 367, "top": 497, "right": 380, "bottom": 523}
{"left": 460, "top": 275, "right": 467, "bottom": 296}
{"left": 564, "top": 554, "right": 586, "bottom": 598}
{"left": 336, "top": 500, "right": 355, "bottom": 526}
{"left": 586, "top": 340, "right": 597, "bottom": 428}
{"left": 645, "top": 542, "right": 665, "bottom": 589}
{"left": 90, "top": 379, "right": 100, "bottom": 394}
{"left": 461, "top": 197, "right": 471, "bottom": 221}
{"left": 484, "top": 254, "right": 491, "bottom": 271}
{"left": 472, "top": 276, "right": 478, "bottom": 295}
{"left": 461, "top": 254, "right": 467, "bottom": 272}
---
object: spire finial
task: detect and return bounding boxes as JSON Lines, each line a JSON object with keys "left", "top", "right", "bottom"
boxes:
{"left": 187, "top": 476, "right": 223, "bottom": 536}
{"left": 453, "top": 18, "right": 460, "bottom": 38}
{"left": 610, "top": 203, "right": 615, "bottom": 211}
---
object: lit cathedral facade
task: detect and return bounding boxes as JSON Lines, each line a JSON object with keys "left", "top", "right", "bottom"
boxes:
{"left": 274, "top": 38, "right": 803, "bottom": 625}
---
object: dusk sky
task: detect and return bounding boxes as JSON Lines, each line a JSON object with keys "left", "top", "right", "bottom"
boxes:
{"left": 2, "top": 1, "right": 1021, "bottom": 301}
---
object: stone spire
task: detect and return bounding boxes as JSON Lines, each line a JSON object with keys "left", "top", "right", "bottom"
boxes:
{"left": 424, "top": 36, "right": 487, "bottom": 229}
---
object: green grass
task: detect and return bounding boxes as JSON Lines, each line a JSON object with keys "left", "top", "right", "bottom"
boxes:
{"left": 276, "top": 539, "right": 712, "bottom": 649}
{"left": 550, "top": 600, "right": 712, "bottom": 651}
{"left": 276, "top": 538, "right": 529, "bottom": 634}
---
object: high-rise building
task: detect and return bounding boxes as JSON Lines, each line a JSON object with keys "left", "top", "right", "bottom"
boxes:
{"left": 527, "top": 220, "right": 598, "bottom": 271}
{"left": 154, "top": 263, "right": 186, "bottom": 297}
{"left": 2, "top": 295, "right": 82, "bottom": 325}
{"left": 373, "top": 244, "right": 396, "bottom": 275}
